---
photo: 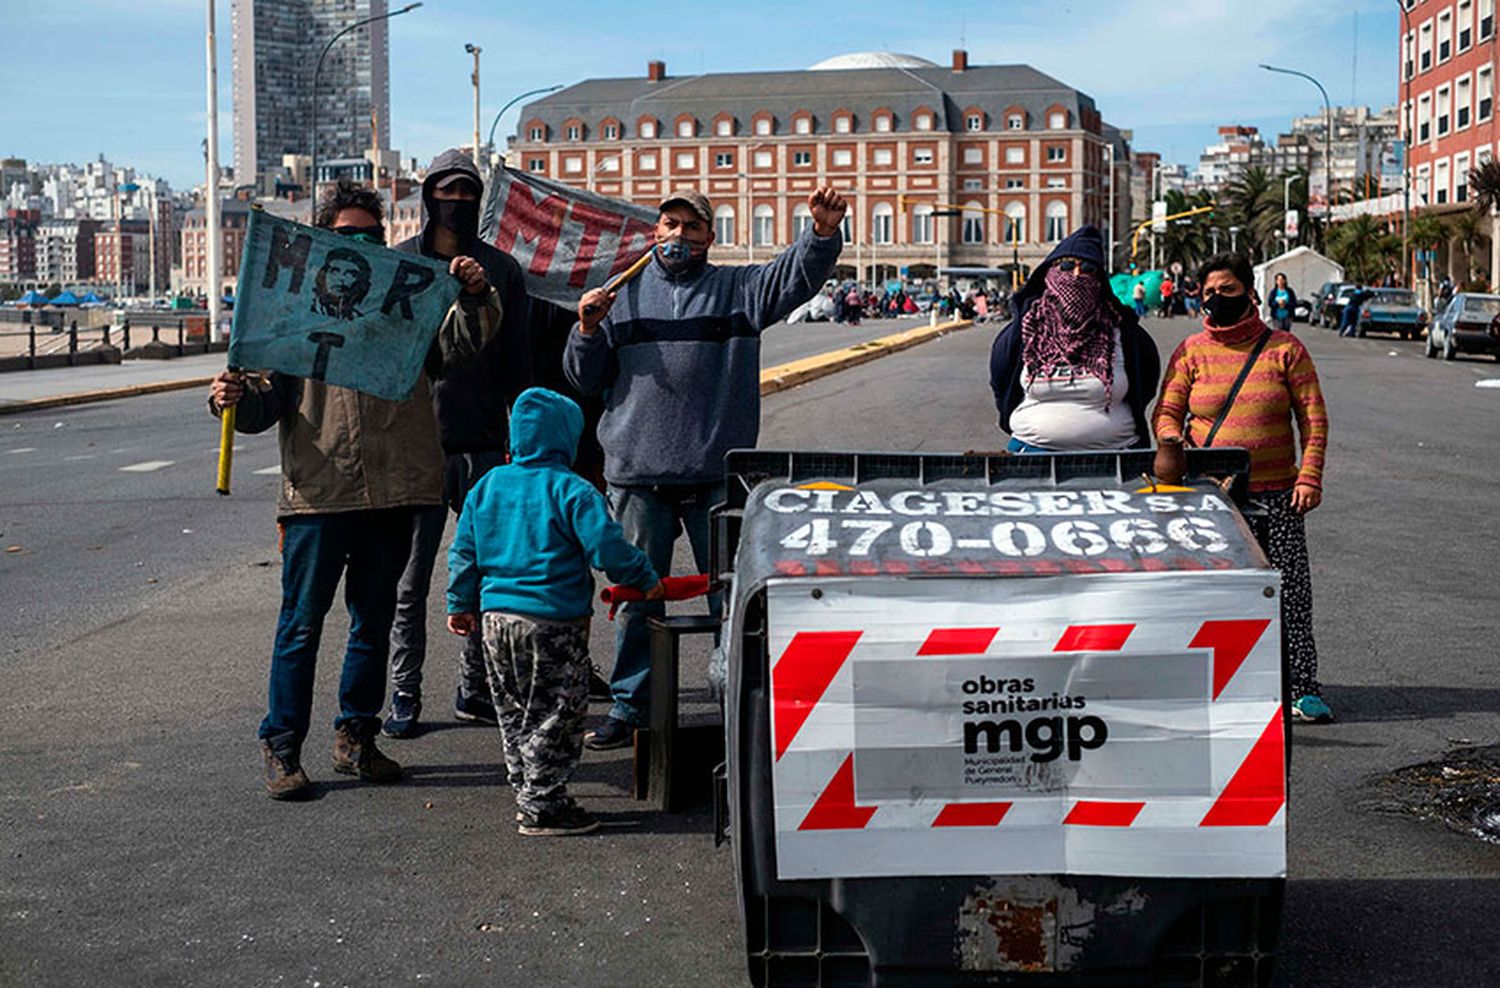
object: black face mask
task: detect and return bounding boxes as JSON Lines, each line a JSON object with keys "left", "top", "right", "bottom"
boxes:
{"left": 431, "top": 198, "right": 480, "bottom": 242}
{"left": 1203, "top": 292, "right": 1250, "bottom": 327}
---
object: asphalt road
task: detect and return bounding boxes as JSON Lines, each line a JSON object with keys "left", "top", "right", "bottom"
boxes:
{"left": 2, "top": 316, "right": 1499, "bottom": 986}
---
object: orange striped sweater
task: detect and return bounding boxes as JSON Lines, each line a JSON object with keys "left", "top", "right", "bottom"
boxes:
{"left": 1152, "top": 316, "right": 1328, "bottom": 493}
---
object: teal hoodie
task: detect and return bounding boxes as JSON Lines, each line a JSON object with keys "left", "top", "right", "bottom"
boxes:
{"left": 447, "top": 388, "right": 658, "bottom": 621}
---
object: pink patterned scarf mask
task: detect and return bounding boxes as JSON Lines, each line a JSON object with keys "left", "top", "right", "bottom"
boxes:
{"left": 1021, "top": 262, "right": 1119, "bottom": 398}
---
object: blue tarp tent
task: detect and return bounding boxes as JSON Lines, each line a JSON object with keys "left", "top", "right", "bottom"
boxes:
{"left": 18, "top": 289, "right": 49, "bottom": 307}
{"left": 80, "top": 292, "right": 106, "bottom": 306}
{"left": 49, "top": 291, "right": 81, "bottom": 306}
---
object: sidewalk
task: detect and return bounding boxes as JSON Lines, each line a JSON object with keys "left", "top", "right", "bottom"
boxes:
{"left": 0, "top": 353, "right": 224, "bottom": 412}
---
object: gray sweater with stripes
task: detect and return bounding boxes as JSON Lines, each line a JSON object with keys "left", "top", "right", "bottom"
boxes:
{"left": 563, "top": 228, "right": 842, "bottom": 487}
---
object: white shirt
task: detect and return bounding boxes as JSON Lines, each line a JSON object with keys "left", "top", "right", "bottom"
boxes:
{"left": 1009, "top": 328, "right": 1136, "bottom": 450}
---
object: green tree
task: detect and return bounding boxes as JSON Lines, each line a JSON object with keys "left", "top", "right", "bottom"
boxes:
{"left": 1447, "top": 210, "right": 1487, "bottom": 284}
{"left": 1326, "top": 215, "right": 1400, "bottom": 283}
{"left": 1218, "top": 165, "right": 1285, "bottom": 262}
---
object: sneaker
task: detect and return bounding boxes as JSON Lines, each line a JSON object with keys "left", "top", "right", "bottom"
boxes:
{"left": 262, "top": 741, "right": 312, "bottom": 801}
{"left": 518, "top": 803, "right": 599, "bottom": 837}
{"left": 588, "top": 664, "right": 612, "bottom": 702}
{"left": 1291, "top": 695, "right": 1334, "bottom": 723}
{"left": 381, "top": 691, "right": 422, "bottom": 739}
{"left": 454, "top": 688, "right": 498, "bottom": 725}
{"left": 332, "top": 726, "right": 403, "bottom": 783}
{"left": 583, "top": 716, "right": 634, "bottom": 751}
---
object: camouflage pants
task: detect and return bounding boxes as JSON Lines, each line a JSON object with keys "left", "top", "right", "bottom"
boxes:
{"left": 480, "top": 611, "right": 591, "bottom": 816}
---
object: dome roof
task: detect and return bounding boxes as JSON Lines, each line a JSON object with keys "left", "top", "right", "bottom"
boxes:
{"left": 807, "top": 52, "right": 939, "bottom": 71}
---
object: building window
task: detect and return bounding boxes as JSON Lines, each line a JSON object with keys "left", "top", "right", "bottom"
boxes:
{"left": 793, "top": 150, "right": 812, "bottom": 167}
{"left": 794, "top": 116, "right": 812, "bottom": 135}
{"left": 1404, "top": 31, "right": 1416, "bottom": 80}
{"left": 1484, "top": 0, "right": 1495, "bottom": 39}
{"left": 675, "top": 152, "right": 696, "bottom": 170}
{"left": 640, "top": 120, "right": 657, "bottom": 138}
{"left": 872, "top": 147, "right": 894, "bottom": 166}
{"left": 1438, "top": 86, "right": 1452, "bottom": 136}
{"left": 603, "top": 123, "right": 619, "bottom": 140}
{"left": 1460, "top": 0, "right": 1474, "bottom": 49}
{"left": 1045, "top": 202, "right": 1068, "bottom": 242}
{"left": 755, "top": 117, "right": 772, "bottom": 136}
{"left": 832, "top": 149, "right": 853, "bottom": 167}
{"left": 715, "top": 152, "right": 734, "bottom": 169}
{"left": 835, "top": 115, "right": 852, "bottom": 134}
{"left": 716, "top": 118, "right": 733, "bottom": 137}
{"left": 1046, "top": 177, "right": 1066, "bottom": 188}
{"left": 1480, "top": 66, "right": 1494, "bottom": 120}
{"left": 714, "top": 205, "right": 736, "bottom": 245}
{"left": 1005, "top": 177, "right": 1024, "bottom": 189}
{"left": 962, "top": 147, "right": 983, "bottom": 165}
{"left": 914, "top": 113, "right": 933, "bottom": 131}
{"left": 1436, "top": 159, "right": 1450, "bottom": 204}
{"left": 1420, "top": 21, "right": 1433, "bottom": 70}
{"left": 963, "top": 178, "right": 983, "bottom": 190}
{"left": 1005, "top": 204, "right": 1026, "bottom": 244}
{"left": 563, "top": 156, "right": 583, "bottom": 174}
{"left": 1007, "top": 114, "right": 1023, "bottom": 130}
{"left": 962, "top": 204, "right": 984, "bottom": 244}
{"left": 1439, "top": 11, "right": 1453, "bottom": 61}
{"left": 1046, "top": 146, "right": 1066, "bottom": 162}
{"left": 598, "top": 156, "right": 620, "bottom": 173}
{"left": 677, "top": 119, "right": 695, "bottom": 138}
{"left": 911, "top": 203, "right": 933, "bottom": 244}
{"left": 871, "top": 202, "right": 894, "bottom": 245}
{"left": 753, "top": 150, "right": 773, "bottom": 168}
{"left": 793, "top": 203, "right": 813, "bottom": 238}
{"left": 966, "top": 114, "right": 983, "bottom": 131}
{"left": 639, "top": 152, "right": 658, "bottom": 170}
{"left": 874, "top": 115, "right": 892, "bottom": 133}
{"left": 1003, "top": 146, "right": 1025, "bottom": 165}
{"left": 1457, "top": 153, "right": 1471, "bottom": 201}
{"left": 1459, "top": 76, "right": 1473, "bottom": 128}
{"left": 528, "top": 126, "right": 543, "bottom": 141}
{"left": 753, "top": 204, "right": 775, "bottom": 246}
{"left": 913, "top": 147, "right": 934, "bottom": 165}
{"left": 1048, "top": 111, "right": 1066, "bottom": 129}
{"left": 1419, "top": 94, "right": 1432, "bottom": 141}
{"left": 566, "top": 124, "right": 581, "bottom": 141}
{"left": 840, "top": 214, "right": 854, "bottom": 242}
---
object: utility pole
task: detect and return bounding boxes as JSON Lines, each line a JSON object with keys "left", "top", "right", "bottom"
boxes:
{"left": 465, "top": 44, "right": 482, "bottom": 169}
{"left": 205, "top": 0, "right": 223, "bottom": 341}
{"left": 1105, "top": 142, "right": 1116, "bottom": 271}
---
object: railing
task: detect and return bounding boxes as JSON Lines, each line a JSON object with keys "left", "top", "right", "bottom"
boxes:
{"left": 0, "top": 317, "right": 208, "bottom": 369}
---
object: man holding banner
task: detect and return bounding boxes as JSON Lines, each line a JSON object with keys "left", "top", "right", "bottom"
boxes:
{"left": 564, "top": 186, "right": 847, "bottom": 749}
{"left": 209, "top": 180, "right": 502, "bottom": 800}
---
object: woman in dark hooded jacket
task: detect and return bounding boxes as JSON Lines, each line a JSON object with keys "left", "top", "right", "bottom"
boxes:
{"left": 988, "top": 225, "right": 1161, "bottom": 452}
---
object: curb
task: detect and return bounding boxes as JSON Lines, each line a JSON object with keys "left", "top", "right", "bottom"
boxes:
{"left": 0, "top": 376, "right": 216, "bottom": 417}
{"left": 760, "top": 318, "right": 975, "bottom": 395}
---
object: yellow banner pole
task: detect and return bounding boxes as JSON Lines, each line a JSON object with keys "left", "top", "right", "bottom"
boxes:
{"left": 215, "top": 369, "right": 238, "bottom": 496}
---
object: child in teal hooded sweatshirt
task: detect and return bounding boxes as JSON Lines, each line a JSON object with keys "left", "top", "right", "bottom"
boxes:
{"left": 447, "top": 387, "right": 661, "bottom": 836}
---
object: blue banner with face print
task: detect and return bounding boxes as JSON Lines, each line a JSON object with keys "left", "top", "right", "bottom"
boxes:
{"left": 227, "top": 210, "right": 459, "bottom": 401}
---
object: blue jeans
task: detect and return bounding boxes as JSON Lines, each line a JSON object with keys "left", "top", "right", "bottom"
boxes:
{"left": 260, "top": 508, "right": 415, "bottom": 754}
{"left": 1133, "top": 301, "right": 1148, "bottom": 317}
{"left": 606, "top": 482, "right": 724, "bottom": 726}
{"left": 1338, "top": 308, "right": 1362, "bottom": 337}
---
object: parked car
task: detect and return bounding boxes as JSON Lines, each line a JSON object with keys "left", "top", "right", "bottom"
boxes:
{"left": 1293, "top": 297, "right": 1313, "bottom": 322}
{"left": 1427, "top": 292, "right": 1500, "bottom": 360}
{"left": 1313, "top": 281, "right": 1354, "bottom": 327}
{"left": 1355, "top": 288, "right": 1428, "bottom": 340}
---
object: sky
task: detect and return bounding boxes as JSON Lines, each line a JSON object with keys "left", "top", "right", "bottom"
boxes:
{"left": 0, "top": 0, "right": 1401, "bottom": 190}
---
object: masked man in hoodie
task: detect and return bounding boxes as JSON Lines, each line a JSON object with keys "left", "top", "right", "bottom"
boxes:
{"left": 565, "top": 186, "right": 846, "bottom": 750}
{"left": 381, "top": 149, "right": 534, "bottom": 738}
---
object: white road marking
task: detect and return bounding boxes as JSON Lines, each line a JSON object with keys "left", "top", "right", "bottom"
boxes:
{"left": 254, "top": 466, "right": 281, "bottom": 475}
{"left": 63, "top": 454, "right": 96, "bottom": 461}
{"left": 6, "top": 447, "right": 37, "bottom": 454}
{"left": 119, "top": 460, "right": 175, "bottom": 473}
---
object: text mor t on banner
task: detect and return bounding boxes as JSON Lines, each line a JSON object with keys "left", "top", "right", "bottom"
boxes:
{"left": 228, "top": 210, "right": 459, "bottom": 401}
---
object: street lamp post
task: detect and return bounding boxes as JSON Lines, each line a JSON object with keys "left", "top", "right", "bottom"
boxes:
{"left": 204, "top": 0, "right": 223, "bottom": 341}
{"left": 1260, "top": 64, "right": 1333, "bottom": 241}
{"left": 464, "top": 44, "right": 482, "bottom": 169}
{"left": 486, "top": 85, "right": 564, "bottom": 168}
{"left": 309, "top": 3, "right": 421, "bottom": 201}
{"left": 1230, "top": 225, "right": 1242, "bottom": 252}
{"left": 1105, "top": 142, "right": 1116, "bottom": 272}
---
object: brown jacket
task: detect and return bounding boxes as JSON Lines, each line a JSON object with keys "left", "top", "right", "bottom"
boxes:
{"left": 218, "top": 290, "right": 501, "bottom": 517}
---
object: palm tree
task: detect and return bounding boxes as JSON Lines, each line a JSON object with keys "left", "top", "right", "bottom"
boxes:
{"left": 1219, "top": 165, "right": 1283, "bottom": 261}
{"left": 1447, "top": 211, "right": 1487, "bottom": 284}
{"left": 1468, "top": 159, "right": 1500, "bottom": 290}
{"left": 1327, "top": 214, "right": 1400, "bottom": 283}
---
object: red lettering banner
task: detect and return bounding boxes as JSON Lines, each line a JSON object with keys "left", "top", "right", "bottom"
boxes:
{"left": 479, "top": 167, "right": 658, "bottom": 306}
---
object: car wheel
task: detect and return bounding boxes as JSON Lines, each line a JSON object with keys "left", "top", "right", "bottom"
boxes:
{"left": 1442, "top": 332, "right": 1457, "bottom": 361}
{"left": 1425, "top": 331, "right": 1438, "bottom": 358}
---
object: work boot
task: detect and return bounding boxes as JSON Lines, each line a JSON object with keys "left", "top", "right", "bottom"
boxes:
{"left": 332, "top": 725, "right": 403, "bottom": 783}
{"left": 588, "top": 664, "right": 612, "bottom": 703}
{"left": 261, "top": 741, "right": 312, "bottom": 801}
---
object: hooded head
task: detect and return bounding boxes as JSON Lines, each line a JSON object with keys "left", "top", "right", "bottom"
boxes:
{"left": 420, "top": 148, "right": 484, "bottom": 253}
{"left": 507, "top": 387, "right": 583, "bottom": 467}
{"left": 1008, "top": 225, "right": 1131, "bottom": 327}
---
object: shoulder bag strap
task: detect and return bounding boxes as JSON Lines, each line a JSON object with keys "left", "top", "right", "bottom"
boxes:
{"left": 1202, "top": 329, "right": 1272, "bottom": 449}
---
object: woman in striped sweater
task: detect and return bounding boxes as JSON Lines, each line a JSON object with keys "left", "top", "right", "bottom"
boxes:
{"left": 1152, "top": 254, "right": 1333, "bottom": 723}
